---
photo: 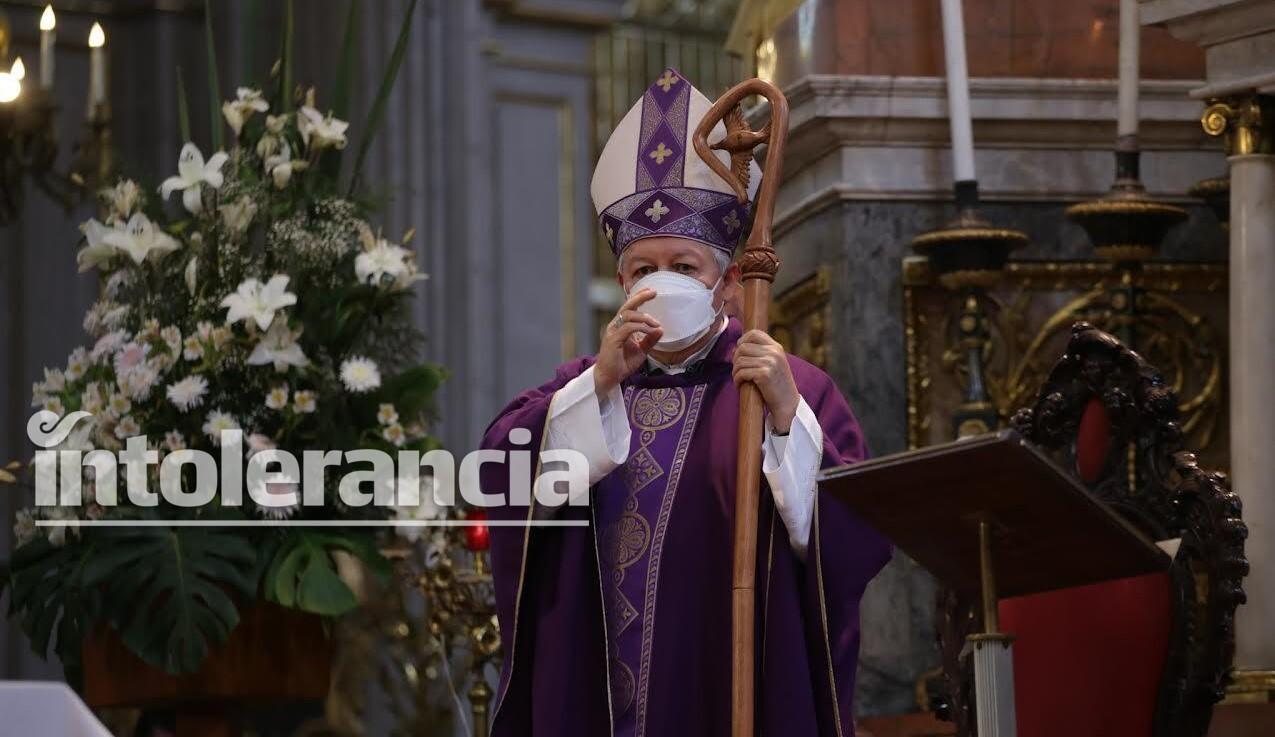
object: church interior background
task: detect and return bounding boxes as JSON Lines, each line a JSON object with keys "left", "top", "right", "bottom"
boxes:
{"left": 0, "top": 0, "right": 1270, "bottom": 735}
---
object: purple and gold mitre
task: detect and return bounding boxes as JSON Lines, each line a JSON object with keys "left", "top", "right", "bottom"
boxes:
{"left": 591, "top": 68, "right": 763, "bottom": 259}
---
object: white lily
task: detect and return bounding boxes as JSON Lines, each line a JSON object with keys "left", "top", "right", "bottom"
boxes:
{"left": 247, "top": 319, "right": 309, "bottom": 372}
{"left": 264, "top": 141, "right": 307, "bottom": 189}
{"left": 220, "top": 274, "right": 297, "bottom": 330}
{"left": 102, "top": 213, "right": 180, "bottom": 265}
{"left": 354, "top": 224, "right": 427, "bottom": 290}
{"left": 77, "top": 218, "right": 124, "bottom": 272}
{"left": 297, "top": 106, "right": 349, "bottom": 150}
{"left": 159, "top": 142, "right": 229, "bottom": 215}
{"left": 221, "top": 87, "right": 269, "bottom": 136}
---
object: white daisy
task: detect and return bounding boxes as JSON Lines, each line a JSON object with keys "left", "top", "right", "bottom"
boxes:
{"left": 266, "top": 385, "right": 290, "bottom": 410}
{"left": 340, "top": 357, "right": 381, "bottom": 393}
{"left": 167, "top": 375, "right": 209, "bottom": 412}
{"left": 114, "top": 416, "right": 141, "bottom": 440}
{"left": 382, "top": 423, "right": 406, "bottom": 447}
{"left": 160, "top": 326, "right": 182, "bottom": 352}
{"left": 202, "top": 410, "right": 239, "bottom": 445}
{"left": 108, "top": 393, "right": 131, "bottom": 416}
{"left": 65, "top": 348, "right": 89, "bottom": 382}
{"left": 183, "top": 336, "right": 205, "bottom": 361}
{"left": 164, "top": 430, "right": 186, "bottom": 451}
{"left": 293, "top": 390, "right": 317, "bottom": 413}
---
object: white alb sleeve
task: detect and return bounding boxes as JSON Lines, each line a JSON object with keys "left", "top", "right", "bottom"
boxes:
{"left": 545, "top": 366, "right": 631, "bottom": 485}
{"left": 762, "top": 396, "right": 823, "bottom": 559}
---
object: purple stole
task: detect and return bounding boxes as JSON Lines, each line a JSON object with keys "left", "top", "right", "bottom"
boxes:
{"left": 596, "top": 384, "right": 709, "bottom": 735}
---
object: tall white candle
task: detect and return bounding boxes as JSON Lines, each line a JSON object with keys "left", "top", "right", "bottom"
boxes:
{"left": 88, "top": 22, "right": 105, "bottom": 111}
{"left": 39, "top": 5, "right": 55, "bottom": 90}
{"left": 939, "top": 0, "right": 976, "bottom": 183}
{"left": 1117, "top": 0, "right": 1140, "bottom": 138}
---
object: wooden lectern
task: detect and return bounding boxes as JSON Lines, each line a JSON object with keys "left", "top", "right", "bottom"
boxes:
{"left": 818, "top": 429, "right": 1171, "bottom": 737}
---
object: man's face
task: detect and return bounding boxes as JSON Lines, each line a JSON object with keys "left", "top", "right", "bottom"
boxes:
{"left": 616, "top": 237, "right": 738, "bottom": 300}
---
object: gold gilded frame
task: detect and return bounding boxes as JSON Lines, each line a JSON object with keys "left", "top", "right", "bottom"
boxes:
{"left": 903, "top": 258, "right": 1230, "bottom": 469}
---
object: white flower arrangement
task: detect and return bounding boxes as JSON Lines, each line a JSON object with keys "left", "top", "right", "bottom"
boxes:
{"left": 5, "top": 1, "right": 448, "bottom": 680}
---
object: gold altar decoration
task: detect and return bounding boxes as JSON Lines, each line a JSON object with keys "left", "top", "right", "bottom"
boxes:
{"left": 771, "top": 265, "right": 831, "bottom": 369}
{"left": 903, "top": 257, "right": 1229, "bottom": 470}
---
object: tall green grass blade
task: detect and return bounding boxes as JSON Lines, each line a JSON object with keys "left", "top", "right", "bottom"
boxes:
{"left": 349, "top": 0, "right": 419, "bottom": 195}
{"left": 204, "top": 0, "right": 223, "bottom": 150}
{"left": 177, "top": 65, "right": 191, "bottom": 142}
{"left": 322, "top": 0, "right": 361, "bottom": 179}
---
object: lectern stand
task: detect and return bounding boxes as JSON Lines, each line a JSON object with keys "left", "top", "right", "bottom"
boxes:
{"left": 818, "top": 430, "right": 1170, "bottom": 737}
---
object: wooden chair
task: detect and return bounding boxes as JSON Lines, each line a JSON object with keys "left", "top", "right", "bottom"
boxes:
{"left": 932, "top": 322, "right": 1248, "bottom": 737}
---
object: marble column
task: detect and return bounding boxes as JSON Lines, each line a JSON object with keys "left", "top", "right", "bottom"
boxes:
{"left": 1205, "top": 95, "right": 1275, "bottom": 681}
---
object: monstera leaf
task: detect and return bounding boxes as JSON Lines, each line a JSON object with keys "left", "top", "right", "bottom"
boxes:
{"left": 83, "top": 528, "right": 256, "bottom": 674}
{"left": 264, "top": 530, "right": 390, "bottom": 616}
{"left": 3, "top": 537, "right": 99, "bottom": 679}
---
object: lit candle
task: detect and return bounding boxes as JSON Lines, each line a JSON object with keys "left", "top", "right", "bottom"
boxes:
{"left": 11, "top": 57, "right": 25, "bottom": 82}
{"left": 39, "top": 5, "right": 55, "bottom": 90}
{"left": 88, "top": 22, "right": 105, "bottom": 110}
{"left": 939, "top": 0, "right": 976, "bottom": 184}
{"left": 1117, "top": 0, "right": 1139, "bottom": 139}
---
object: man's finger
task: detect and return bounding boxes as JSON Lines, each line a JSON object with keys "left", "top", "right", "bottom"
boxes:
{"left": 636, "top": 327, "right": 664, "bottom": 352}
{"left": 733, "top": 367, "right": 765, "bottom": 386}
{"left": 614, "top": 322, "right": 654, "bottom": 343}
{"left": 619, "top": 310, "right": 661, "bottom": 330}
{"left": 618, "top": 288, "right": 658, "bottom": 313}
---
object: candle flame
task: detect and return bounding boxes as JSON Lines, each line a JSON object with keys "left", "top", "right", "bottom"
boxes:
{"left": 88, "top": 22, "right": 105, "bottom": 48}
{"left": 40, "top": 5, "right": 56, "bottom": 32}
{"left": 0, "top": 72, "right": 21, "bottom": 103}
{"left": 11, "top": 57, "right": 25, "bottom": 81}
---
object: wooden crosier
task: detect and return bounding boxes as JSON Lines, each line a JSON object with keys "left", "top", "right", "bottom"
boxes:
{"left": 692, "top": 78, "right": 789, "bottom": 737}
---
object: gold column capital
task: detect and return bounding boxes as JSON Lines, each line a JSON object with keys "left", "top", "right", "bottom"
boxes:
{"left": 1202, "top": 94, "right": 1275, "bottom": 156}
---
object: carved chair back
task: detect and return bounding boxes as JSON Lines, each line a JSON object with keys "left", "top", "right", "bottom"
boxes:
{"left": 934, "top": 322, "right": 1247, "bottom": 737}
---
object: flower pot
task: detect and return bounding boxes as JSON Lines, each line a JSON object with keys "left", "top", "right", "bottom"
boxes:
{"left": 82, "top": 601, "right": 331, "bottom": 737}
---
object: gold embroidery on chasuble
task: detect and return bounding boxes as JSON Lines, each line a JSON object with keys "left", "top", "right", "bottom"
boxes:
{"left": 596, "top": 384, "right": 707, "bottom": 728}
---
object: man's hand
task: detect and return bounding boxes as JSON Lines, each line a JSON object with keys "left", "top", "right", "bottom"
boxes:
{"left": 595, "top": 288, "right": 663, "bottom": 397}
{"left": 732, "top": 329, "right": 799, "bottom": 433}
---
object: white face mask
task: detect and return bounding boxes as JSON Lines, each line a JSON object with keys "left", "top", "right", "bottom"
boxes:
{"left": 628, "top": 270, "right": 724, "bottom": 352}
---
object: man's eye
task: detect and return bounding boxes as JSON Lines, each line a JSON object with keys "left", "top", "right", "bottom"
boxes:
{"left": 674, "top": 263, "right": 695, "bottom": 273}
{"left": 635, "top": 266, "right": 655, "bottom": 277}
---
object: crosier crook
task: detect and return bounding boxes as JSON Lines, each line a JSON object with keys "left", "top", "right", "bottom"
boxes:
{"left": 692, "top": 78, "right": 789, "bottom": 737}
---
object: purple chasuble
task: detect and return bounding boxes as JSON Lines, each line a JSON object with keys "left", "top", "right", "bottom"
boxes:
{"left": 480, "top": 318, "right": 891, "bottom": 737}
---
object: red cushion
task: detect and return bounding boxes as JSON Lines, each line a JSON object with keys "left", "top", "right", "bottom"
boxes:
{"left": 1076, "top": 397, "right": 1112, "bottom": 484}
{"left": 999, "top": 573, "right": 1172, "bottom": 737}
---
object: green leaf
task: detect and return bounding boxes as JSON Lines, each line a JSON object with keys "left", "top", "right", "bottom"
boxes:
{"left": 381, "top": 364, "right": 447, "bottom": 418}
{"left": 279, "top": 0, "right": 295, "bottom": 113}
{"left": 6, "top": 538, "right": 98, "bottom": 670}
{"left": 321, "top": 0, "right": 361, "bottom": 179}
{"left": 176, "top": 66, "right": 192, "bottom": 143}
{"left": 90, "top": 529, "right": 256, "bottom": 674}
{"left": 349, "top": 0, "right": 419, "bottom": 195}
{"left": 240, "top": 0, "right": 259, "bottom": 87}
{"left": 204, "top": 0, "right": 224, "bottom": 151}
{"left": 331, "top": 0, "right": 359, "bottom": 120}
{"left": 296, "top": 556, "right": 358, "bottom": 616}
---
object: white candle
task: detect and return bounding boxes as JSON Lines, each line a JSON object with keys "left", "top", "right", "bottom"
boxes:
{"left": 39, "top": 5, "right": 55, "bottom": 90}
{"left": 939, "top": 0, "right": 976, "bottom": 183}
{"left": 1117, "top": 0, "right": 1140, "bottom": 138}
{"left": 88, "top": 22, "right": 105, "bottom": 110}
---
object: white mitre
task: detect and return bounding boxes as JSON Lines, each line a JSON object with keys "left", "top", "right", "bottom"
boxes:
{"left": 590, "top": 68, "right": 762, "bottom": 259}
